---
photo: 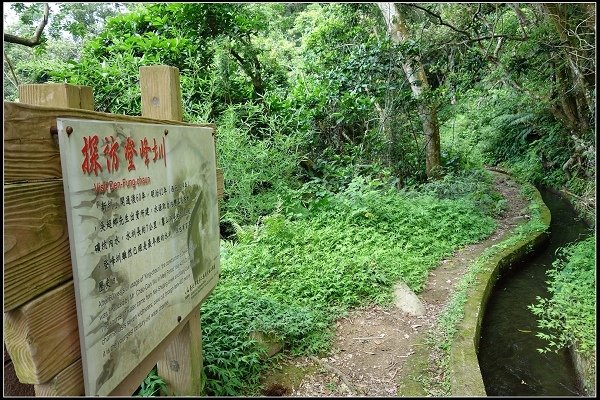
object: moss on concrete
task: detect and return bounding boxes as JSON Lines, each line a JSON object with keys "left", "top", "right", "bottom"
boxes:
{"left": 570, "top": 344, "right": 596, "bottom": 396}
{"left": 448, "top": 178, "right": 551, "bottom": 396}
{"left": 396, "top": 338, "right": 431, "bottom": 396}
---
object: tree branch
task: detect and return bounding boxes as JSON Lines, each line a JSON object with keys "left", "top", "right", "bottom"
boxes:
{"left": 493, "top": 37, "right": 504, "bottom": 59}
{"left": 406, "top": 3, "right": 528, "bottom": 44}
{"left": 3, "top": 3, "right": 50, "bottom": 47}
{"left": 3, "top": 49, "right": 20, "bottom": 88}
{"left": 229, "top": 48, "right": 255, "bottom": 82}
{"left": 406, "top": 3, "right": 471, "bottom": 37}
{"left": 229, "top": 46, "right": 264, "bottom": 98}
{"left": 508, "top": 3, "right": 530, "bottom": 38}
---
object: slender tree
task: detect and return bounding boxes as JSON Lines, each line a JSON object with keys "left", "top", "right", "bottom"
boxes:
{"left": 376, "top": 2, "right": 441, "bottom": 179}
{"left": 539, "top": 3, "right": 595, "bottom": 137}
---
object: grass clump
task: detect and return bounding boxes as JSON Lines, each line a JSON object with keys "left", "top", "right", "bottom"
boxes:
{"left": 200, "top": 284, "right": 327, "bottom": 395}
{"left": 134, "top": 367, "right": 167, "bottom": 397}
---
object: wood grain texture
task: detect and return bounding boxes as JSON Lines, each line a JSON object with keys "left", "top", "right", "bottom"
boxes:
{"left": 34, "top": 359, "right": 84, "bottom": 396}
{"left": 3, "top": 101, "right": 216, "bottom": 182}
{"left": 3, "top": 136, "right": 63, "bottom": 183}
{"left": 19, "top": 84, "right": 95, "bottom": 110}
{"left": 79, "top": 86, "right": 95, "bottom": 111}
{"left": 4, "top": 280, "right": 80, "bottom": 384}
{"left": 140, "top": 65, "right": 203, "bottom": 397}
{"left": 27, "top": 312, "right": 204, "bottom": 396}
{"left": 3, "top": 181, "right": 72, "bottom": 311}
{"left": 158, "top": 310, "right": 202, "bottom": 396}
{"left": 140, "top": 65, "right": 183, "bottom": 121}
{"left": 108, "top": 309, "right": 197, "bottom": 396}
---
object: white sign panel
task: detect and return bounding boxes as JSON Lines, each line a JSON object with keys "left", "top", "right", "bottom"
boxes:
{"left": 57, "top": 118, "right": 220, "bottom": 395}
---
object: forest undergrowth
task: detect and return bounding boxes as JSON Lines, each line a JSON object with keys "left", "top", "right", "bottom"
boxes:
{"left": 198, "top": 169, "right": 504, "bottom": 395}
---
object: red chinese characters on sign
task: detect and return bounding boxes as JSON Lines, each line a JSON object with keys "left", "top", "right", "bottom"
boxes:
{"left": 139, "top": 137, "right": 151, "bottom": 166}
{"left": 151, "top": 137, "right": 166, "bottom": 166}
{"left": 124, "top": 137, "right": 138, "bottom": 171}
{"left": 138, "top": 137, "right": 166, "bottom": 167}
{"left": 81, "top": 134, "right": 167, "bottom": 175}
{"left": 82, "top": 135, "right": 102, "bottom": 176}
{"left": 103, "top": 136, "right": 120, "bottom": 173}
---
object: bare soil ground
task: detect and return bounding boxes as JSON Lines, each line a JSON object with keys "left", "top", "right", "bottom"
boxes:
{"left": 260, "top": 171, "right": 531, "bottom": 396}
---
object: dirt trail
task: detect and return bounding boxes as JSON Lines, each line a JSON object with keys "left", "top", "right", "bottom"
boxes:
{"left": 260, "top": 171, "right": 531, "bottom": 396}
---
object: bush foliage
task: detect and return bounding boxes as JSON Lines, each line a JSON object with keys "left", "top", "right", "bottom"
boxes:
{"left": 529, "top": 236, "right": 596, "bottom": 355}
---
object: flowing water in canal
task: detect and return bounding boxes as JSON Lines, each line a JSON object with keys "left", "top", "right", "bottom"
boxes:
{"left": 478, "top": 188, "right": 593, "bottom": 396}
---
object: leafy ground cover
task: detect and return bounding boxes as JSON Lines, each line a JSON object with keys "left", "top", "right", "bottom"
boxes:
{"left": 199, "top": 171, "right": 501, "bottom": 395}
{"left": 529, "top": 236, "right": 596, "bottom": 356}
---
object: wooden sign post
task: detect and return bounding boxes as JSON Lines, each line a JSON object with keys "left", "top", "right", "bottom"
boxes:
{"left": 3, "top": 66, "right": 222, "bottom": 396}
{"left": 140, "top": 65, "right": 203, "bottom": 396}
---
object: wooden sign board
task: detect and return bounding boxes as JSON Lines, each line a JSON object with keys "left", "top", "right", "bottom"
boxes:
{"left": 56, "top": 118, "right": 220, "bottom": 396}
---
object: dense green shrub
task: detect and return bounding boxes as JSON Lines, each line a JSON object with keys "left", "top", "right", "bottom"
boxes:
{"left": 439, "top": 85, "right": 580, "bottom": 194}
{"left": 289, "top": 3, "right": 426, "bottom": 184}
{"left": 200, "top": 284, "right": 327, "bottom": 395}
{"left": 416, "top": 169, "right": 507, "bottom": 217}
{"left": 215, "top": 103, "right": 308, "bottom": 225}
{"left": 529, "top": 235, "right": 596, "bottom": 355}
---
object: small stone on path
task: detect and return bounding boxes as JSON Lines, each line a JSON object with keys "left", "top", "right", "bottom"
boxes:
{"left": 393, "top": 281, "right": 426, "bottom": 316}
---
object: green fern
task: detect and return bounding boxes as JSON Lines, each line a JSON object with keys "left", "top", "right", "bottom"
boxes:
{"left": 135, "top": 367, "right": 167, "bottom": 397}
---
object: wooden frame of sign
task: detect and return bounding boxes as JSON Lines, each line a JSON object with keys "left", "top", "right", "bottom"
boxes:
{"left": 3, "top": 66, "right": 222, "bottom": 396}
{"left": 57, "top": 116, "right": 219, "bottom": 396}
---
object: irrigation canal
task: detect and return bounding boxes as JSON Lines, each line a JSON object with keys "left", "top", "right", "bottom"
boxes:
{"left": 478, "top": 188, "right": 592, "bottom": 396}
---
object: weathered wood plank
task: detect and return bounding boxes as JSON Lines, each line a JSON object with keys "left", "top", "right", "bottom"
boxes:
{"left": 79, "top": 86, "right": 95, "bottom": 111}
{"left": 19, "top": 323, "right": 202, "bottom": 397}
{"left": 140, "top": 65, "right": 183, "bottom": 122}
{"left": 4, "top": 102, "right": 215, "bottom": 141}
{"left": 34, "top": 359, "right": 84, "bottom": 396}
{"left": 3, "top": 101, "right": 216, "bottom": 183}
{"left": 3, "top": 181, "right": 72, "bottom": 311}
{"left": 6, "top": 85, "right": 92, "bottom": 182}
{"left": 157, "top": 310, "right": 202, "bottom": 396}
{"left": 19, "top": 84, "right": 95, "bottom": 111}
{"left": 109, "top": 309, "right": 198, "bottom": 396}
{"left": 4, "top": 280, "right": 80, "bottom": 384}
{"left": 3, "top": 133, "right": 63, "bottom": 183}
{"left": 140, "top": 65, "right": 203, "bottom": 397}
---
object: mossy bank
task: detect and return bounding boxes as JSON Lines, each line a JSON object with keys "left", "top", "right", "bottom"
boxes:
{"left": 447, "top": 175, "right": 551, "bottom": 395}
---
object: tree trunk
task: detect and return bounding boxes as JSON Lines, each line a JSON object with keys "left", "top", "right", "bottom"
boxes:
{"left": 542, "top": 4, "right": 594, "bottom": 137}
{"left": 229, "top": 47, "right": 265, "bottom": 100}
{"left": 377, "top": 2, "right": 441, "bottom": 179}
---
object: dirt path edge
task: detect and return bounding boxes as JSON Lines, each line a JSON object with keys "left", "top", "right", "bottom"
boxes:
{"left": 448, "top": 172, "right": 551, "bottom": 396}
